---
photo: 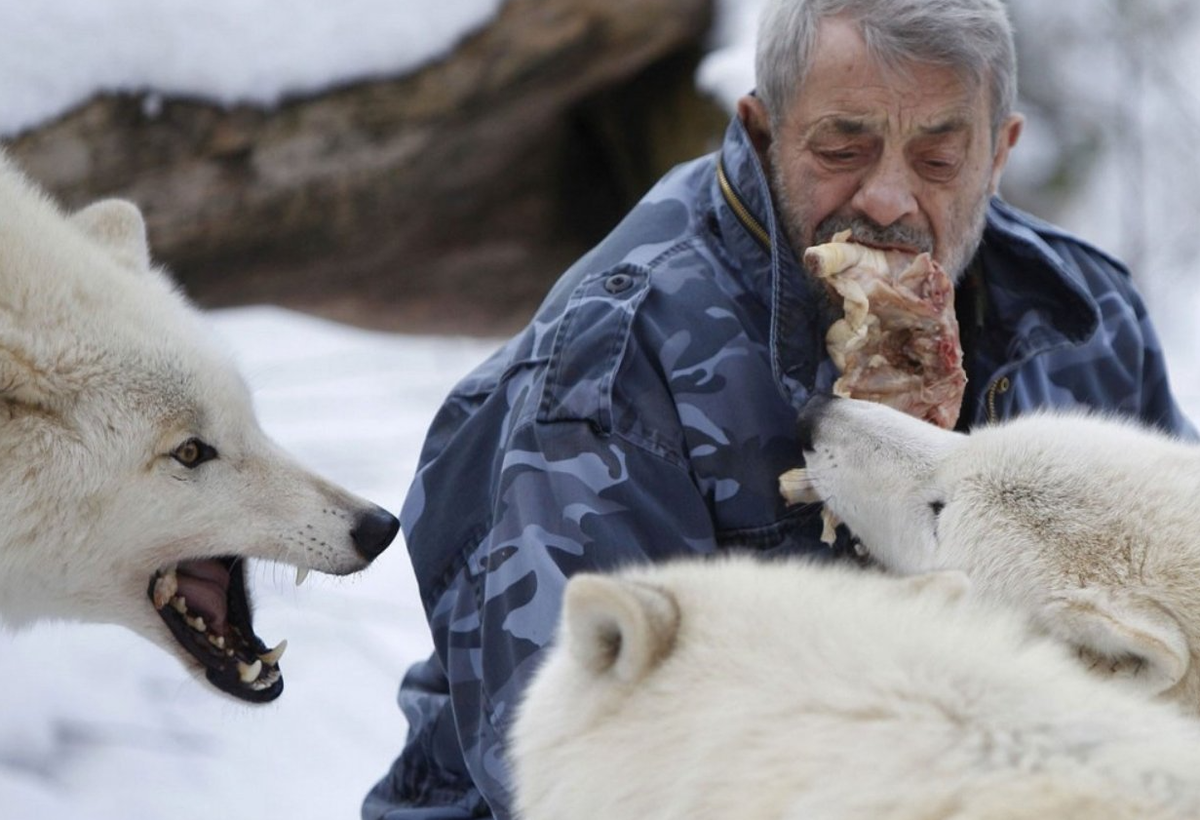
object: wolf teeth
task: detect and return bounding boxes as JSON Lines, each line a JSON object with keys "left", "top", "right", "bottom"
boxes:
{"left": 258, "top": 639, "right": 288, "bottom": 666}
{"left": 294, "top": 566, "right": 310, "bottom": 587}
{"left": 153, "top": 569, "right": 179, "bottom": 609}
{"left": 250, "top": 668, "right": 281, "bottom": 691}
{"left": 238, "top": 659, "right": 263, "bottom": 684}
{"left": 187, "top": 615, "right": 207, "bottom": 632}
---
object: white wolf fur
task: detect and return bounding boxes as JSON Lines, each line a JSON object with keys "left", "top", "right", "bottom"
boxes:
{"left": 511, "top": 556, "right": 1200, "bottom": 819}
{"left": 0, "top": 151, "right": 397, "bottom": 702}
{"left": 797, "top": 395, "right": 1200, "bottom": 712}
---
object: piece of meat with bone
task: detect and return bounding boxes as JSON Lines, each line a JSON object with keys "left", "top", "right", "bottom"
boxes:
{"left": 803, "top": 230, "right": 967, "bottom": 430}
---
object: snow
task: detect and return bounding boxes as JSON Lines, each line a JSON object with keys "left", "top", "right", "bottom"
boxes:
{"left": 0, "top": 0, "right": 504, "bottom": 136}
{"left": 0, "top": 2, "right": 1197, "bottom": 817}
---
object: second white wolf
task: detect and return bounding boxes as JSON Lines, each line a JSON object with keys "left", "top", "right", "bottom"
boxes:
{"left": 794, "top": 395, "right": 1200, "bottom": 713}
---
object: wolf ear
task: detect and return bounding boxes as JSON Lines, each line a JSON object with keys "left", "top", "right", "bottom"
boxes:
{"left": 563, "top": 574, "right": 680, "bottom": 683}
{"left": 70, "top": 199, "right": 151, "bottom": 273}
{"left": 1041, "top": 587, "right": 1190, "bottom": 696}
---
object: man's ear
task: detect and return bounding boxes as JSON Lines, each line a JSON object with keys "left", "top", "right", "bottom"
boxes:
{"left": 70, "top": 199, "right": 151, "bottom": 273}
{"left": 737, "top": 94, "right": 774, "bottom": 169}
{"left": 563, "top": 574, "right": 680, "bottom": 684}
{"left": 1040, "top": 587, "right": 1190, "bottom": 696}
{"left": 988, "top": 113, "right": 1024, "bottom": 195}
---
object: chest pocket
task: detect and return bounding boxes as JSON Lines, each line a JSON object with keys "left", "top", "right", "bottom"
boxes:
{"left": 539, "top": 265, "right": 650, "bottom": 432}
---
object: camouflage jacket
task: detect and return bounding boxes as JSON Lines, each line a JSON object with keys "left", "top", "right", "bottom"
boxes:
{"left": 363, "top": 117, "right": 1196, "bottom": 820}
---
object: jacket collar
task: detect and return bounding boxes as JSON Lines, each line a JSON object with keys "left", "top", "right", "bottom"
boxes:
{"left": 713, "top": 117, "right": 829, "bottom": 408}
{"left": 713, "top": 116, "right": 1103, "bottom": 404}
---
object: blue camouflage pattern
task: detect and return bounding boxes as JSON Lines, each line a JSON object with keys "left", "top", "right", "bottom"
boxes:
{"left": 363, "top": 116, "right": 1197, "bottom": 820}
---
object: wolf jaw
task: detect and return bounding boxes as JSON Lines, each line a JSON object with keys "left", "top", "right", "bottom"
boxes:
{"left": 149, "top": 557, "right": 289, "bottom": 703}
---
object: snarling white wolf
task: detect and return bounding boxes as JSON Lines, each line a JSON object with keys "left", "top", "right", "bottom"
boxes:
{"left": 511, "top": 556, "right": 1200, "bottom": 819}
{"left": 793, "top": 395, "right": 1200, "bottom": 713}
{"left": 0, "top": 151, "right": 398, "bottom": 703}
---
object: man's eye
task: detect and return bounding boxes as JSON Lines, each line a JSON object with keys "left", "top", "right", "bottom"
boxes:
{"left": 172, "top": 438, "right": 218, "bottom": 468}
{"left": 820, "top": 149, "right": 864, "bottom": 165}
{"left": 917, "top": 156, "right": 961, "bottom": 182}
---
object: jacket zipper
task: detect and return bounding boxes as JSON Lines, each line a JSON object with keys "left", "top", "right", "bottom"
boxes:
{"left": 717, "top": 160, "right": 772, "bottom": 250}
{"left": 986, "top": 376, "right": 1010, "bottom": 423}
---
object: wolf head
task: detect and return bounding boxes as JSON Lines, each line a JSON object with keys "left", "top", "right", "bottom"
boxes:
{"left": 796, "top": 395, "right": 1200, "bottom": 712}
{"left": 510, "top": 557, "right": 982, "bottom": 820}
{"left": 0, "top": 153, "right": 398, "bottom": 703}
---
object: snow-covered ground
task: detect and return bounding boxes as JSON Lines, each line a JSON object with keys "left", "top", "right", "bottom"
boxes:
{"left": 0, "top": 1, "right": 1198, "bottom": 818}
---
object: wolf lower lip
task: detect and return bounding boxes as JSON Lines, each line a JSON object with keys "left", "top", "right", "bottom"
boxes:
{"left": 148, "top": 557, "right": 285, "bottom": 703}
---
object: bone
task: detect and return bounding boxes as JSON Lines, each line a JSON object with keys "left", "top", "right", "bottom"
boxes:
{"left": 779, "top": 468, "right": 822, "bottom": 505}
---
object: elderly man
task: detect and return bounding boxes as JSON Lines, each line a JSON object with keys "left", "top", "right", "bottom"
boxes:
{"left": 365, "top": 1, "right": 1195, "bottom": 818}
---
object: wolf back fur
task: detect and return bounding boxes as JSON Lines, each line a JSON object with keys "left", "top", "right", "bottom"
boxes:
{"left": 511, "top": 556, "right": 1200, "bottom": 820}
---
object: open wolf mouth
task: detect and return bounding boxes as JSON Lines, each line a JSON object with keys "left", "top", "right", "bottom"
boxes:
{"left": 148, "top": 558, "right": 286, "bottom": 703}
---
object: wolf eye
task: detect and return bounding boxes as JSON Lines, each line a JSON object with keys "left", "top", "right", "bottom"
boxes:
{"left": 172, "top": 438, "right": 218, "bottom": 468}
{"left": 929, "top": 501, "right": 945, "bottom": 517}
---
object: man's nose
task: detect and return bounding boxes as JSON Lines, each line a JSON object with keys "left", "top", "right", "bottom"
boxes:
{"left": 849, "top": 152, "right": 919, "bottom": 227}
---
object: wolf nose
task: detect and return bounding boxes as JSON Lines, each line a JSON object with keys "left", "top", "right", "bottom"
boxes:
{"left": 352, "top": 507, "right": 400, "bottom": 561}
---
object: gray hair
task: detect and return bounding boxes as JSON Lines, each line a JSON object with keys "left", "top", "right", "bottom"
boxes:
{"left": 755, "top": 0, "right": 1017, "bottom": 137}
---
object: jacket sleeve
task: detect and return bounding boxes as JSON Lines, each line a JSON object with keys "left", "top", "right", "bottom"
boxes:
{"left": 1038, "top": 232, "right": 1197, "bottom": 440}
{"left": 1126, "top": 287, "right": 1197, "bottom": 439}
{"left": 364, "top": 412, "right": 718, "bottom": 820}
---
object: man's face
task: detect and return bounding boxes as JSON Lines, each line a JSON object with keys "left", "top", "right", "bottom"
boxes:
{"left": 742, "top": 17, "right": 1022, "bottom": 280}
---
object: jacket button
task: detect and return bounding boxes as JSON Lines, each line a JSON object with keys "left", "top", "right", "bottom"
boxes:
{"left": 604, "top": 273, "right": 634, "bottom": 294}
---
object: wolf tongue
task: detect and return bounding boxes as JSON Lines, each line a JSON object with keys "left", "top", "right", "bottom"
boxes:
{"left": 175, "top": 560, "right": 230, "bottom": 634}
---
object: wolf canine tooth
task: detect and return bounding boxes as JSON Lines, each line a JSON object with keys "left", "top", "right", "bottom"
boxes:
{"left": 152, "top": 570, "right": 179, "bottom": 609}
{"left": 294, "top": 566, "right": 311, "bottom": 587}
{"left": 259, "top": 639, "right": 288, "bottom": 665}
{"left": 238, "top": 659, "right": 263, "bottom": 683}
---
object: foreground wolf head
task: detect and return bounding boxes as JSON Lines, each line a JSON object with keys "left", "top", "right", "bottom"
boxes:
{"left": 0, "top": 153, "right": 398, "bottom": 703}
{"left": 796, "top": 395, "right": 1200, "bottom": 712}
{"left": 512, "top": 556, "right": 1200, "bottom": 819}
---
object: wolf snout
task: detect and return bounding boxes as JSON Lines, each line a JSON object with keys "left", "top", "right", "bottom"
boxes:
{"left": 796, "top": 393, "right": 838, "bottom": 453}
{"left": 351, "top": 506, "right": 400, "bottom": 561}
